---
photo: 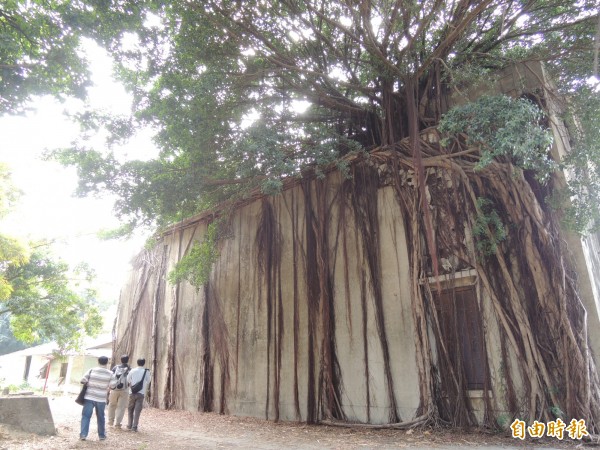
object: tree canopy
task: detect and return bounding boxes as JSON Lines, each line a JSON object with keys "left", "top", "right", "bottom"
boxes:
{"left": 0, "top": 0, "right": 96, "bottom": 115}
{"left": 0, "top": 163, "right": 26, "bottom": 299}
{"left": 45, "top": 0, "right": 600, "bottom": 232}
{"left": 1, "top": 249, "right": 103, "bottom": 350}
{"left": 0, "top": 164, "right": 102, "bottom": 352}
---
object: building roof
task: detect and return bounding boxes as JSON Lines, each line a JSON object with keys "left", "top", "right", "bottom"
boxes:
{"left": 0, "top": 333, "right": 113, "bottom": 358}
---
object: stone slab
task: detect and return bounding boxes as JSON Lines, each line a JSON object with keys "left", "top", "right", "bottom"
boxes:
{"left": 0, "top": 396, "right": 56, "bottom": 435}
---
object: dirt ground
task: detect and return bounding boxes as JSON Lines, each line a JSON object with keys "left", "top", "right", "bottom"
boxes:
{"left": 0, "top": 394, "right": 596, "bottom": 449}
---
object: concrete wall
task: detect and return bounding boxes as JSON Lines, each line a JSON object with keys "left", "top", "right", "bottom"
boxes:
{"left": 112, "top": 62, "right": 600, "bottom": 426}
{"left": 114, "top": 172, "right": 428, "bottom": 423}
{"left": 113, "top": 156, "right": 600, "bottom": 425}
{"left": 0, "top": 396, "right": 55, "bottom": 435}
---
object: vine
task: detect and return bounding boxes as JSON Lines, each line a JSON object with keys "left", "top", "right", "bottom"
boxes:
{"left": 168, "top": 221, "right": 220, "bottom": 289}
{"left": 472, "top": 197, "right": 507, "bottom": 257}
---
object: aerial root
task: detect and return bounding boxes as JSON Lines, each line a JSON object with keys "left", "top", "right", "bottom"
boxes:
{"left": 320, "top": 413, "right": 433, "bottom": 429}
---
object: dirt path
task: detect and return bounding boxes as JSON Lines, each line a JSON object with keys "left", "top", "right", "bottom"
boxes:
{"left": 0, "top": 394, "right": 592, "bottom": 449}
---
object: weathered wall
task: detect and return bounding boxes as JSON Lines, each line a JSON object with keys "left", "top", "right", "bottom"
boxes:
{"left": 114, "top": 152, "right": 600, "bottom": 426}
{"left": 113, "top": 62, "right": 600, "bottom": 427}
{"left": 114, "top": 171, "right": 426, "bottom": 423}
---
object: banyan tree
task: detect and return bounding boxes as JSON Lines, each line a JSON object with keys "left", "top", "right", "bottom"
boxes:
{"left": 46, "top": 0, "right": 600, "bottom": 432}
{"left": 112, "top": 59, "right": 600, "bottom": 431}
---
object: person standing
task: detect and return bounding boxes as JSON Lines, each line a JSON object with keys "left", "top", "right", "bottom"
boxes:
{"left": 126, "top": 358, "right": 151, "bottom": 432}
{"left": 108, "top": 354, "right": 130, "bottom": 428}
{"left": 80, "top": 355, "right": 115, "bottom": 441}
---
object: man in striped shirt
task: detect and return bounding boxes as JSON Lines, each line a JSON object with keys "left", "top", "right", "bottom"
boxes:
{"left": 79, "top": 356, "right": 115, "bottom": 441}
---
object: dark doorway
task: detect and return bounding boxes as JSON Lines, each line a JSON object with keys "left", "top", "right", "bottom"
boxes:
{"left": 23, "top": 355, "right": 32, "bottom": 381}
{"left": 435, "top": 285, "right": 486, "bottom": 389}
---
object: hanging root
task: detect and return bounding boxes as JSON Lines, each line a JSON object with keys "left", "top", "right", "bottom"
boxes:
{"left": 129, "top": 133, "right": 600, "bottom": 429}
{"left": 321, "top": 414, "right": 430, "bottom": 429}
{"left": 370, "top": 142, "right": 600, "bottom": 430}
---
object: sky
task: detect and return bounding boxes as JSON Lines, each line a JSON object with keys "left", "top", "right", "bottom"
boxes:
{"left": 0, "top": 42, "right": 154, "bottom": 327}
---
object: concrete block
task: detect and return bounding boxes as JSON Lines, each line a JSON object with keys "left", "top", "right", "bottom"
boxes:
{"left": 0, "top": 396, "right": 56, "bottom": 435}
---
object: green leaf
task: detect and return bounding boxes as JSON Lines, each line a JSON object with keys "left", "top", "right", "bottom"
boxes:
{"left": 168, "top": 222, "right": 220, "bottom": 289}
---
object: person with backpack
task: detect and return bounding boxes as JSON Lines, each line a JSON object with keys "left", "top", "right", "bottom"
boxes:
{"left": 108, "top": 354, "right": 130, "bottom": 429}
{"left": 126, "top": 358, "right": 151, "bottom": 432}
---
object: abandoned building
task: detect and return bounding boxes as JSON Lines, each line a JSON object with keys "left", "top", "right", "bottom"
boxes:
{"left": 112, "top": 62, "right": 600, "bottom": 430}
